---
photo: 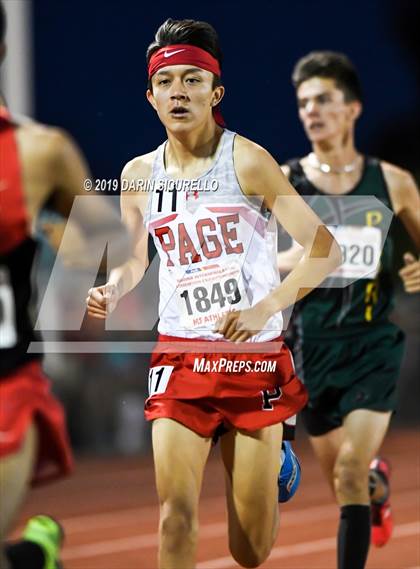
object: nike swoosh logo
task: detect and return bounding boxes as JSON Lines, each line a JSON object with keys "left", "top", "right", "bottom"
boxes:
{"left": 163, "top": 49, "right": 186, "bottom": 58}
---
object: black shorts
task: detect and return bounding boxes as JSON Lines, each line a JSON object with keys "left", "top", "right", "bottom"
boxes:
{"left": 294, "top": 323, "right": 405, "bottom": 436}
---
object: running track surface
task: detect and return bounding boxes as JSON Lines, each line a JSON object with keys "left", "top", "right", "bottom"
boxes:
{"left": 13, "top": 428, "right": 420, "bottom": 569}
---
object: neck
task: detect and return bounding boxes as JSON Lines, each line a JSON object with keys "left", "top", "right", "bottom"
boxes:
{"left": 166, "top": 120, "right": 223, "bottom": 171}
{"left": 311, "top": 131, "right": 359, "bottom": 170}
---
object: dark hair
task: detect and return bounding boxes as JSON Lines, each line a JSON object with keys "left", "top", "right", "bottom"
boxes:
{"left": 0, "top": 1, "right": 6, "bottom": 44}
{"left": 146, "top": 18, "right": 222, "bottom": 89}
{"left": 292, "top": 51, "right": 363, "bottom": 103}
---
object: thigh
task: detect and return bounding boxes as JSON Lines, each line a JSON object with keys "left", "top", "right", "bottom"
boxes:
{"left": 309, "top": 427, "right": 344, "bottom": 494}
{"left": 340, "top": 408, "right": 391, "bottom": 464}
{"left": 152, "top": 418, "right": 212, "bottom": 512}
{"left": 0, "top": 422, "right": 38, "bottom": 540}
{"left": 221, "top": 423, "right": 283, "bottom": 539}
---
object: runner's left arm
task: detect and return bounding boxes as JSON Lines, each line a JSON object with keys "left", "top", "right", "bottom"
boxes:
{"left": 383, "top": 162, "right": 420, "bottom": 293}
{"left": 215, "top": 136, "right": 342, "bottom": 342}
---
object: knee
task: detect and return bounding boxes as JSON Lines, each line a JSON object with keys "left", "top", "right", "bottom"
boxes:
{"left": 159, "top": 501, "right": 198, "bottom": 551}
{"left": 230, "top": 545, "right": 271, "bottom": 568}
{"left": 229, "top": 533, "right": 273, "bottom": 568}
{"left": 333, "top": 453, "right": 369, "bottom": 499}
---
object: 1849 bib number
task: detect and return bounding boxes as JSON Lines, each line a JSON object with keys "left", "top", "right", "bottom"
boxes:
{"left": 180, "top": 278, "right": 241, "bottom": 316}
{"left": 176, "top": 262, "right": 248, "bottom": 328}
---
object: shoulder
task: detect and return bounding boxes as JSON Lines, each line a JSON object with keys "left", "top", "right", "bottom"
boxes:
{"left": 16, "top": 121, "right": 90, "bottom": 186}
{"left": 120, "top": 151, "right": 158, "bottom": 214}
{"left": 16, "top": 117, "right": 74, "bottom": 149}
{"left": 233, "top": 134, "right": 274, "bottom": 162}
{"left": 379, "top": 160, "right": 419, "bottom": 215}
{"left": 121, "top": 150, "right": 157, "bottom": 181}
{"left": 380, "top": 160, "right": 416, "bottom": 189}
{"left": 232, "top": 135, "right": 299, "bottom": 200}
{"left": 232, "top": 136, "right": 295, "bottom": 180}
{"left": 17, "top": 120, "right": 74, "bottom": 158}
{"left": 233, "top": 134, "right": 280, "bottom": 176}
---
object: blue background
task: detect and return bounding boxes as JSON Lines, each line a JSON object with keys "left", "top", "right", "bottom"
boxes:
{"left": 29, "top": 0, "right": 420, "bottom": 434}
{"left": 33, "top": 0, "right": 419, "bottom": 179}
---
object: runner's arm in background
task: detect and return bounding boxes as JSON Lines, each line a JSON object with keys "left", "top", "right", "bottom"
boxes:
{"left": 40, "top": 127, "right": 131, "bottom": 267}
{"left": 383, "top": 162, "right": 420, "bottom": 293}
{"left": 86, "top": 156, "right": 152, "bottom": 319}
{"left": 276, "top": 164, "right": 305, "bottom": 273}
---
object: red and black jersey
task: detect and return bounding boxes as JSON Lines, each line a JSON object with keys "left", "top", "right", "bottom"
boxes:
{"left": 0, "top": 106, "right": 41, "bottom": 376}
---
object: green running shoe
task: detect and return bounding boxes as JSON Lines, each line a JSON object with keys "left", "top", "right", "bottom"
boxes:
{"left": 22, "top": 515, "right": 64, "bottom": 569}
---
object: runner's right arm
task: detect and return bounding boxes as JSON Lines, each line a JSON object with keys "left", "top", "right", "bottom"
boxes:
{"left": 86, "top": 154, "right": 153, "bottom": 319}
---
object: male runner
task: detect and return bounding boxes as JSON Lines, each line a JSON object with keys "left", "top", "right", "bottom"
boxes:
{"left": 87, "top": 19, "right": 341, "bottom": 569}
{"left": 0, "top": 3, "right": 129, "bottom": 567}
{"left": 277, "top": 51, "right": 420, "bottom": 569}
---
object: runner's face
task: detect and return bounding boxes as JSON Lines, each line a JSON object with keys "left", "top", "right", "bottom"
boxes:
{"left": 147, "top": 65, "right": 219, "bottom": 131}
{"left": 296, "top": 77, "right": 359, "bottom": 144}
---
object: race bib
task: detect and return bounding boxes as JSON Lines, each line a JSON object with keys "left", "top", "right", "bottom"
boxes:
{"left": 0, "top": 266, "right": 17, "bottom": 349}
{"left": 175, "top": 261, "right": 250, "bottom": 329}
{"left": 328, "top": 225, "right": 382, "bottom": 279}
{"left": 148, "top": 365, "right": 174, "bottom": 396}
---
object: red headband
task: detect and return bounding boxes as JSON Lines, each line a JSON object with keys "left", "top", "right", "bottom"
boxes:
{"left": 148, "top": 44, "right": 225, "bottom": 127}
{"left": 148, "top": 44, "right": 221, "bottom": 78}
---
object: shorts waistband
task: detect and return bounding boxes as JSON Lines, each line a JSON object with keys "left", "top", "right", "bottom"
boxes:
{"left": 155, "top": 334, "right": 285, "bottom": 354}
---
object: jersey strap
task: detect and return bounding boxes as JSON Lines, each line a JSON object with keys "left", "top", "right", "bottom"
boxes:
{"left": 0, "top": 106, "right": 29, "bottom": 254}
{"left": 286, "top": 158, "right": 316, "bottom": 196}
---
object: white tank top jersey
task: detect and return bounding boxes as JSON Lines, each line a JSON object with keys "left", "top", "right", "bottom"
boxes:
{"left": 144, "top": 129, "right": 284, "bottom": 341}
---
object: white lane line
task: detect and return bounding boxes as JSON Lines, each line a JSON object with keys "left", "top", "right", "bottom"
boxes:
{"left": 58, "top": 488, "right": 419, "bottom": 535}
{"left": 61, "top": 502, "right": 335, "bottom": 535}
{"left": 198, "top": 537, "right": 336, "bottom": 569}
{"left": 62, "top": 505, "right": 158, "bottom": 532}
{"left": 61, "top": 520, "right": 420, "bottom": 562}
{"left": 62, "top": 522, "right": 226, "bottom": 561}
{"left": 196, "top": 521, "right": 420, "bottom": 569}
{"left": 63, "top": 535, "right": 157, "bottom": 560}
{"left": 61, "top": 503, "right": 340, "bottom": 560}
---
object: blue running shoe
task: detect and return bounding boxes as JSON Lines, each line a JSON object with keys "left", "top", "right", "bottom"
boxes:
{"left": 278, "top": 441, "right": 301, "bottom": 503}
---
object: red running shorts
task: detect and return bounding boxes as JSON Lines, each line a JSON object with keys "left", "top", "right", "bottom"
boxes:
{"left": 145, "top": 334, "right": 308, "bottom": 439}
{"left": 0, "top": 360, "right": 73, "bottom": 485}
